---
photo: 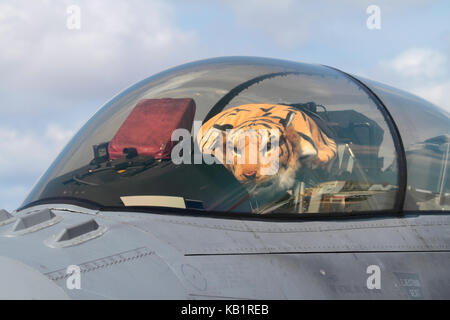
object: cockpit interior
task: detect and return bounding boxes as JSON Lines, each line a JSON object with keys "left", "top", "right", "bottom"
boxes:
{"left": 19, "top": 58, "right": 449, "bottom": 216}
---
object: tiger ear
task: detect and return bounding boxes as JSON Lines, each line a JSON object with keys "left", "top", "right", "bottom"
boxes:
{"left": 288, "top": 111, "right": 337, "bottom": 167}
{"left": 281, "top": 111, "right": 295, "bottom": 128}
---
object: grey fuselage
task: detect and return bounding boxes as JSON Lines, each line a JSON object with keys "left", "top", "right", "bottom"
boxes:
{"left": 0, "top": 203, "right": 449, "bottom": 299}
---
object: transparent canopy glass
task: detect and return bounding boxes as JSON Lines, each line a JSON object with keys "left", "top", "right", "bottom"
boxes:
{"left": 21, "top": 57, "right": 406, "bottom": 215}
{"left": 357, "top": 76, "right": 449, "bottom": 211}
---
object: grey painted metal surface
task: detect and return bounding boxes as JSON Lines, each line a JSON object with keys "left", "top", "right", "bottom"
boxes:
{"left": 0, "top": 203, "right": 449, "bottom": 299}
{"left": 0, "top": 256, "right": 69, "bottom": 299}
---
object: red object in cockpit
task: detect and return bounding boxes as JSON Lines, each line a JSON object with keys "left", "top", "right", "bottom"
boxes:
{"left": 108, "top": 98, "right": 196, "bottom": 160}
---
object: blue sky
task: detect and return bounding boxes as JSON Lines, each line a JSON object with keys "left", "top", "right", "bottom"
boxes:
{"left": 0, "top": 0, "right": 449, "bottom": 211}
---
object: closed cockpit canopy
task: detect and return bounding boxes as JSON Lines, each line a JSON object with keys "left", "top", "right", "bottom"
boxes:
{"left": 20, "top": 57, "right": 449, "bottom": 216}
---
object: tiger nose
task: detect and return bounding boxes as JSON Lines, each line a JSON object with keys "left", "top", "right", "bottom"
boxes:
{"left": 243, "top": 171, "right": 257, "bottom": 179}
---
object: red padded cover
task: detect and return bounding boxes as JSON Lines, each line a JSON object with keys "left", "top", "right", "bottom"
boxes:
{"left": 108, "top": 98, "right": 196, "bottom": 160}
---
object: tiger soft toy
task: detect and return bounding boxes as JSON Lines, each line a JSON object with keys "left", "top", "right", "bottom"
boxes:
{"left": 197, "top": 104, "right": 337, "bottom": 202}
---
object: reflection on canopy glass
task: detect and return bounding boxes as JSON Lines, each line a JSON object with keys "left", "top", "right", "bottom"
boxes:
{"left": 21, "top": 58, "right": 400, "bottom": 215}
{"left": 355, "top": 77, "right": 449, "bottom": 212}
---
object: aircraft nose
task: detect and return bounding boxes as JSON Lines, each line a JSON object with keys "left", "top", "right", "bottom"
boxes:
{"left": 0, "top": 256, "right": 69, "bottom": 299}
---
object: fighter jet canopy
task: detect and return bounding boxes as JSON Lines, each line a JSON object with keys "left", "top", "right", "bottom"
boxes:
{"left": 20, "top": 57, "right": 449, "bottom": 216}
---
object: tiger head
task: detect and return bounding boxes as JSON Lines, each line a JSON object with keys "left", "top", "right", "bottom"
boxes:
{"left": 197, "top": 104, "right": 337, "bottom": 196}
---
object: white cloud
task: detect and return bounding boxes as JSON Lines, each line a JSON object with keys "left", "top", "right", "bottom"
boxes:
{"left": 0, "top": 0, "right": 198, "bottom": 109}
{"left": 0, "top": 124, "right": 74, "bottom": 177}
{"left": 46, "top": 124, "right": 75, "bottom": 144}
{"left": 384, "top": 48, "right": 447, "bottom": 79}
{"left": 376, "top": 48, "right": 450, "bottom": 112}
{"left": 0, "top": 184, "right": 30, "bottom": 212}
{"left": 0, "top": 124, "right": 75, "bottom": 210}
{"left": 412, "top": 81, "right": 450, "bottom": 112}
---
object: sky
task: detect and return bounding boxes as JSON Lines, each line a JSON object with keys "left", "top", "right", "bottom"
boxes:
{"left": 0, "top": 0, "right": 449, "bottom": 211}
